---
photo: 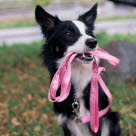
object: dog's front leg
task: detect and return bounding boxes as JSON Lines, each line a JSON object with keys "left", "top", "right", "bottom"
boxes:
{"left": 62, "top": 123, "right": 72, "bottom": 136}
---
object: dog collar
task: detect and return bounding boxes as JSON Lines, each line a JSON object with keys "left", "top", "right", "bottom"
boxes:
{"left": 48, "top": 48, "right": 120, "bottom": 133}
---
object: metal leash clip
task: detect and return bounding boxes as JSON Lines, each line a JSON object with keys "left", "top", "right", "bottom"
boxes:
{"left": 72, "top": 99, "right": 83, "bottom": 125}
{"left": 72, "top": 99, "right": 80, "bottom": 116}
{"left": 76, "top": 117, "right": 82, "bottom": 125}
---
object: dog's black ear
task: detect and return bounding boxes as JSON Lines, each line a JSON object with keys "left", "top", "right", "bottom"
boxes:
{"left": 78, "top": 3, "right": 97, "bottom": 25}
{"left": 35, "top": 5, "right": 60, "bottom": 35}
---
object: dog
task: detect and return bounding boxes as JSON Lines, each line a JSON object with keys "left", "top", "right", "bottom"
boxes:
{"left": 35, "top": 4, "right": 121, "bottom": 136}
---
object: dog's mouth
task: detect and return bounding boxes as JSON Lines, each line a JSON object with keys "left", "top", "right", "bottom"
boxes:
{"left": 76, "top": 53, "right": 94, "bottom": 62}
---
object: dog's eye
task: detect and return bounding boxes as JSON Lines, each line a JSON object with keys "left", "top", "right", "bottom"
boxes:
{"left": 86, "top": 29, "right": 91, "bottom": 35}
{"left": 67, "top": 31, "right": 71, "bottom": 35}
{"left": 66, "top": 31, "right": 73, "bottom": 36}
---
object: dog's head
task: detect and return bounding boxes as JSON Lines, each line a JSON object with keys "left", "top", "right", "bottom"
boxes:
{"left": 35, "top": 4, "right": 98, "bottom": 64}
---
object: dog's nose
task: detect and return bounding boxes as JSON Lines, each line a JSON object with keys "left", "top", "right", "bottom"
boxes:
{"left": 85, "top": 38, "right": 97, "bottom": 49}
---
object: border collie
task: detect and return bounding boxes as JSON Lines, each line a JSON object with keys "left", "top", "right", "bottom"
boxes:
{"left": 35, "top": 4, "right": 121, "bottom": 136}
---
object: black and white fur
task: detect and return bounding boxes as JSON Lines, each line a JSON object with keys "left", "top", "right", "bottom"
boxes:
{"left": 35, "top": 4, "right": 121, "bottom": 136}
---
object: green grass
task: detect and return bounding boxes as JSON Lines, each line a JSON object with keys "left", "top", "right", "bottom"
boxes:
{"left": 0, "top": 41, "right": 62, "bottom": 136}
{"left": 0, "top": 22, "right": 37, "bottom": 29}
{"left": 0, "top": 17, "right": 37, "bottom": 29}
{"left": 0, "top": 33, "right": 136, "bottom": 136}
{"left": 96, "top": 32, "right": 136, "bottom": 46}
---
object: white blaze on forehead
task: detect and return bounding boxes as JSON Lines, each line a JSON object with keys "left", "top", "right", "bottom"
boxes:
{"left": 66, "top": 20, "right": 93, "bottom": 53}
{"left": 72, "top": 20, "right": 86, "bottom": 35}
{"left": 65, "top": 20, "right": 94, "bottom": 54}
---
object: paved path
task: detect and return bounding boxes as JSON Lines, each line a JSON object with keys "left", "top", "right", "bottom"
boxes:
{"left": 0, "top": 2, "right": 136, "bottom": 20}
{"left": 96, "top": 20, "right": 136, "bottom": 34}
{"left": 0, "top": 27, "right": 42, "bottom": 45}
{"left": 0, "top": 19, "right": 136, "bottom": 46}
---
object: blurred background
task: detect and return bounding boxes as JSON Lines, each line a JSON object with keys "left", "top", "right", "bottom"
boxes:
{"left": 0, "top": 0, "right": 136, "bottom": 136}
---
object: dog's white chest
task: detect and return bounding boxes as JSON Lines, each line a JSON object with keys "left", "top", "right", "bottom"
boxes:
{"left": 71, "top": 60, "right": 92, "bottom": 98}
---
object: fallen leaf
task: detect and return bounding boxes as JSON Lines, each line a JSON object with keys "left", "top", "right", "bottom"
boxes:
{"left": 26, "top": 94, "right": 33, "bottom": 100}
{"left": 34, "top": 126, "right": 41, "bottom": 131}
{"left": 11, "top": 117, "right": 21, "bottom": 126}
{"left": 0, "top": 119, "right": 7, "bottom": 125}
{"left": 39, "top": 98, "right": 47, "bottom": 106}
{"left": 129, "top": 113, "right": 136, "bottom": 119}
{"left": 41, "top": 114, "right": 48, "bottom": 122}
{"left": 23, "top": 131, "right": 29, "bottom": 136}
{"left": 0, "top": 103, "right": 7, "bottom": 108}
{"left": 128, "top": 125, "right": 133, "bottom": 136}
{"left": 12, "top": 132, "right": 20, "bottom": 135}
{"left": 1, "top": 134, "right": 10, "bottom": 136}
{"left": 10, "top": 88, "right": 19, "bottom": 94}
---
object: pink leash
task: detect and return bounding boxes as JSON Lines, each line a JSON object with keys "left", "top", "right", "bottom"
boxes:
{"left": 48, "top": 48, "right": 120, "bottom": 133}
